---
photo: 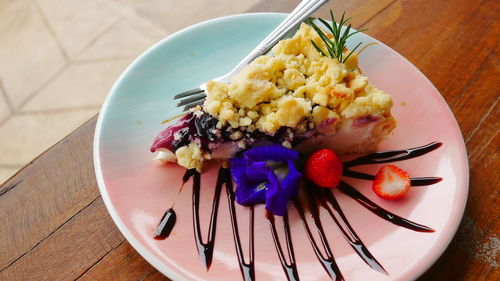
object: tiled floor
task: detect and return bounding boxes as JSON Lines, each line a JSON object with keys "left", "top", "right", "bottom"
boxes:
{"left": 0, "top": 0, "right": 259, "bottom": 183}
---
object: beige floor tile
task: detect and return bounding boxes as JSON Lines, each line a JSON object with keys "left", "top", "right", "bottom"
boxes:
{"left": 0, "top": 109, "right": 98, "bottom": 166}
{"left": 0, "top": 167, "right": 20, "bottom": 185}
{"left": 0, "top": 0, "right": 66, "bottom": 108}
{"left": 111, "top": 0, "right": 260, "bottom": 33}
{"left": 0, "top": 87, "right": 10, "bottom": 123}
{"left": 22, "top": 60, "right": 130, "bottom": 111}
{"left": 35, "top": 0, "right": 123, "bottom": 59}
{"left": 78, "top": 17, "right": 167, "bottom": 61}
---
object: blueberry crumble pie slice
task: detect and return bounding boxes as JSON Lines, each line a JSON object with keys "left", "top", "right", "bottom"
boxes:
{"left": 151, "top": 23, "right": 396, "bottom": 171}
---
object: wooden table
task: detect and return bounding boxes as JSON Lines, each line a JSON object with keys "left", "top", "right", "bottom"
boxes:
{"left": 1, "top": 0, "right": 498, "bottom": 280}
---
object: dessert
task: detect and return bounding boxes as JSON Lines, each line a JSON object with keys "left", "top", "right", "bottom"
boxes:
{"left": 150, "top": 22, "right": 396, "bottom": 171}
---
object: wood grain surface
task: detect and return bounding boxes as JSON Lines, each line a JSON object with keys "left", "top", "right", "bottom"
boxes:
{"left": 0, "top": 0, "right": 498, "bottom": 280}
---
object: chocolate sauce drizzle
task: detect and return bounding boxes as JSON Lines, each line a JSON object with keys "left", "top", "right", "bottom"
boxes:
{"left": 224, "top": 167, "right": 255, "bottom": 281}
{"left": 154, "top": 169, "right": 194, "bottom": 240}
{"left": 293, "top": 198, "right": 344, "bottom": 281}
{"left": 266, "top": 211, "right": 300, "bottom": 281}
{"left": 343, "top": 142, "right": 443, "bottom": 186}
{"left": 339, "top": 142, "right": 443, "bottom": 232}
{"left": 318, "top": 186, "right": 387, "bottom": 274}
{"left": 192, "top": 168, "right": 223, "bottom": 270}
{"left": 154, "top": 142, "right": 443, "bottom": 280}
{"left": 338, "top": 181, "right": 434, "bottom": 232}
{"left": 154, "top": 208, "right": 176, "bottom": 239}
{"left": 344, "top": 142, "right": 443, "bottom": 167}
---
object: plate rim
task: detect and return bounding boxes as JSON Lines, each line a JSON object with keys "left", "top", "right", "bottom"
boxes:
{"left": 93, "top": 12, "right": 469, "bottom": 281}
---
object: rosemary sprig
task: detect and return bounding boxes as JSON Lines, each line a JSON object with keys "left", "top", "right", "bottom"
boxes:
{"left": 307, "top": 11, "right": 368, "bottom": 64}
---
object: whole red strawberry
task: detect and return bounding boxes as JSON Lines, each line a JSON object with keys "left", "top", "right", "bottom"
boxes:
{"left": 305, "top": 148, "right": 343, "bottom": 188}
{"left": 372, "top": 165, "right": 411, "bottom": 200}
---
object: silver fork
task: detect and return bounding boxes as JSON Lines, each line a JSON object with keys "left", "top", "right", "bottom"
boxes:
{"left": 174, "top": 0, "right": 329, "bottom": 111}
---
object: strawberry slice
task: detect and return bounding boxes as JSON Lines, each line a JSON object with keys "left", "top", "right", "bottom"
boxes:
{"left": 305, "top": 148, "right": 343, "bottom": 188}
{"left": 372, "top": 165, "right": 411, "bottom": 200}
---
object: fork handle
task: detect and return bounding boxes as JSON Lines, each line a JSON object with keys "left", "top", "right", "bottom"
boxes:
{"left": 219, "top": 0, "right": 329, "bottom": 82}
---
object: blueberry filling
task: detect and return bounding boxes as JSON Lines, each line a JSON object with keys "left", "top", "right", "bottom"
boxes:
{"left": 152, "top": 111, "right": 307, "bottom": 155}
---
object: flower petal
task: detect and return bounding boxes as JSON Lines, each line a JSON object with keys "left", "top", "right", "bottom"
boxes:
{"left": 247, "top": 161, "right": 268, "bottom": 179}
{"left": 265, "top": 161, "right": 302, "bottom": 216}
{"left": 235, "top": 181, "right": 267, "bottom": 205}
{"left": 264, "top": 170, "right": 289, "bottom": 216}
{"left": 281, "top": 160, "right": 302, "bottom": 198}
{"left": 231, "top": 157, "right": 267, "bottom": 205}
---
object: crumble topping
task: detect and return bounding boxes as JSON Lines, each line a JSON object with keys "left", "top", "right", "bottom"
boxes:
{"left": 155, "top": 23, "right": 396, "bottom": 171}
{"left": 204, "top": 23, "right": 393, "bottom": 135}
{"left": 175, "top": 142, "right": 203, "bottom": 170}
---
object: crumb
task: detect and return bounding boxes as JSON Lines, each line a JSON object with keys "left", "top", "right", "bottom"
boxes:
{"left": 175, "top": 143, "right": 203, "bottom": 171}
{"left": 194, "top": 110, "right": 203, "bottom": 117}
{"left": 230, "top": 131, "right": 243, "bottom": 140}
{"left": 237, "top": 140, "right": 246, "bottom": 149}
{"left": 282, "top": 141, "right": 292, "bottom": 149}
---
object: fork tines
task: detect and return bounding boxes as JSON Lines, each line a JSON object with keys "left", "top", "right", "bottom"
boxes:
{"left": 176, "top": 93, "right": 206, "bottom": 107}
{"left": 174, "top": 87, "right": 206, "bottom": 111}
{"left": 182, "top": 100, "right": 204, "bottom": 112}
{"left": 173, "top": 87, "right": 205, "bottom": 99}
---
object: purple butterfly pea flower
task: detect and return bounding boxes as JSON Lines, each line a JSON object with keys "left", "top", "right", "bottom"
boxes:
{"left": 229, "top": 145, "right": 302, "bottom": 216}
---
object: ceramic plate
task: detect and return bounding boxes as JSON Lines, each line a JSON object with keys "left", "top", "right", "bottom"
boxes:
{"left": 94, "top": 13, "right": 468, "bottom": 281}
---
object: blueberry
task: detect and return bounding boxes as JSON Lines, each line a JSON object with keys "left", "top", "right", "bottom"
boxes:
{"left": 171, "top": 127, "right": 191, "bottom": 150}
{"left": 195, "top": 113, "right": 218, "bottom": 141}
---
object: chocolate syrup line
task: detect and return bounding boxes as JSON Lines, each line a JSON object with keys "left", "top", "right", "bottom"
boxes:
{"left": 183, "top": 168, "right": 196, "bottom": 183}
{"left": 343, "top": 169, "right": 443, "bottom": 186}
{"left": 293, "top": 198, "right": 344, "bottom": 281}
{"left": 155, "top": 169, "right": 195, "bottom": 240}
{"left": 319, "top": 187, "right": 388, "bottom": 274}
{"left": 192, "top": 168, "right": 223, "bottom": 270}
{"left": 304, "top": 187, "right": 334, "bottom": 259}
{"left": 154, "top": 208, "right": 177, "bottom": 240}
{"left": 338, "top": 181, "right": 434, "bottom": 232}
{"left": 171, "top": 170, "right": 190, "bottom": 208}
{"left": 344, "top": 142, "right": 443, "bottom": 168}
{"left": 266, "top": 211, "right": 300, "bottom": 281}
{"left": 225, "top": 167, "right": 255, "bottom": 281}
